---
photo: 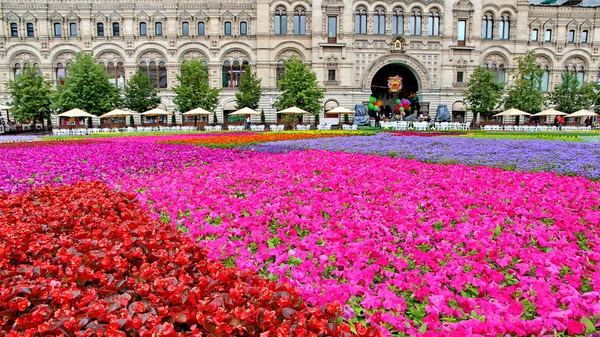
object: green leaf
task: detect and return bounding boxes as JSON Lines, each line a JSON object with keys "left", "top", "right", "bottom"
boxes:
{"left": 581, "top": 316, "right": 595, "bottom": 332}
{"left": 418, "top": 323, "right": 427, "bottom": 333}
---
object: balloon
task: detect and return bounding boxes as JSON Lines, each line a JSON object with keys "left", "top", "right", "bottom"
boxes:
{"left": 406, "top": 101, "right": 411, "bottom": 106}
{"left": 375, "top": 106, "right": 380, "bottom": 112}
{"left": 377, "top": 101, "right": 383, "bottom": 107}
{"left": 399, "top": 107, "right": 404, "bottom": 111}
{"left": 370, "top": 97, "right": 377, "bottom": 103}
{"left": 395, "top": 106, "right": 400, "bottom": 112}
{"left": 368, "top": 103, "right": 374, "bottom": 110}
{"left": 395, "top": 99, "right": 401, "bottom": 104}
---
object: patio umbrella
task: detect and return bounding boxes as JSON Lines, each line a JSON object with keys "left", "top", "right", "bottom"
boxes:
{"left": 57, "top": 108, "right": 95, "bottom": 118}
{"left": 229, "top": 107, "right": 260, "bottom": 116}
{"left": 326, "top": 106, "right": 355, "bottom": 115}
{"left": 569, "top": 109, "right": 599, "bottom": 118}
{"left": 493, "top": 108, "right": 531, "bottom": 117}
{"left": 182, "top": 107, "right": 212, "bottom": 116}
{"left": 140, "top": 108, "right": 172, "bottom": 116}
{"left": 99, "top": 109, "right": 134, "bottom": 118}
{"left": 278, "top": 106, "right": 310, "bottom": 115}
{"left": 532, "top": 108, "right": 568, "bottom": 117}
{"left": 0, "top": 104, "right": 11, "bottom": 110}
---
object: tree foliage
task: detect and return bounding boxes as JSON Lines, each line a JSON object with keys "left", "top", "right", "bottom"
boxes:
{"left": 124, "top": 71, "right": 161, "bottom": 113}
{"left": 235, "top": 66, "right": 262, "bottom": 110}
{"left": 173, "top": 60, "right": 220, "bottom": 113}
{"left": 463, "top": 66, "right": 504, "bottom": 124}
{"left": 51, "top": 52, "right": 122, "bottom": 115}
{"left": 274, "top": 56, "right": 325, "bottom": 116}
{"left": 504, "top": 51, "right": 547, "bottom": 114}
{"left": 550, "top": 72, "right": 597, "bottom": 113}
{"left": 7, "top": 65, "right": 53, "bottom": 123}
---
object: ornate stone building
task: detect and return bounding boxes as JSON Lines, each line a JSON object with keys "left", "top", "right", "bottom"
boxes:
{"left": 1, "top": 0, "right": 600, "bottom": 123}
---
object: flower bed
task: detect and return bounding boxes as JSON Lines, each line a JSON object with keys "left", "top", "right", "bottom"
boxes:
{"left": 165, "top": 131, "right": 374, "bottom": 148}
{"left": 0, "top": 181, "right": 373, "bottom": 336}
{"left": 122, "top": 150, "right": 600, "bottom": 336}
{"left": 248, "top": 133, "right": 600, "bottom": 179}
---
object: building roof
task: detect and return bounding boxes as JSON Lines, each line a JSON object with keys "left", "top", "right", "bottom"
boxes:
{"left": 529, "top": 0, "right": 600, "bottom": 6}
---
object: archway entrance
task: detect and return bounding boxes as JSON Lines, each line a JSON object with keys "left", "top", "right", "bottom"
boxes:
{"left": 370, "top": 63, "right": 420, "bottom": 119}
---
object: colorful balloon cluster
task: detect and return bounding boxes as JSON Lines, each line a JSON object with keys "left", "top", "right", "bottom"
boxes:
{"left": 394, "top": 98, "right": 412, "bottom": 114}
{"left": 367, "top": 97, "right": 383, "bottom": 113}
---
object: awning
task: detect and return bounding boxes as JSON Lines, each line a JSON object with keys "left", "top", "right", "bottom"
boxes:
{"left": 452, "top": 101, "right": 466, "bottom": 112}
{"left": 223, "top": 101, "right": 237, "bottom": 111}
{"left": 324, "top": 101, "right": 339, "bottom": 111}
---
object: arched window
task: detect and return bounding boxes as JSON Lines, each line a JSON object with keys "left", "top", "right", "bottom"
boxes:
{"left": 13, "top": 63, "right": 22, "bottom": 77}
{"left": 10, "top": 23, "right": 18, "bottom": 37}
{"left": 355, "top": 8, "right": 367, "bottom": 34}
{"left": 56, "top": 63, "right": 67, "bottom": 85}
{"left": 409, "top": 11, "right": 422, "bottom": 36}
{"left": 541, "top": 66, "right": 549, "bottom": 92}
{"left": 222, "top": 60, "right": 231, "bottom": 87}
{"left": 373, "top": 8, "right": 385, "bottom": 35}
{"left": 155, "top": 22, "right": 163, "bottom": 36}
{"left": 582, "top": 30, "right": 589, "bottom": 43}
{"left": 577, "top": 66, "right": 585, "bottom": 83}
{"left": 139, "top": 61, "right": 148, "bottom": 77}
{"left": 240, "top": 21, "right": 248, "bottom": 35}
{"left": 568, "top": 29, "right": 575, "bottom": 43}
{"left": 531, "top": 28, "right": 539, "bottom": 41}
{"left": 139, "top": 22, "right": 147, "bottom": 36}
{"left": 276, "top": 60, "right": 285, "bottom": 86}
{"left": 182, "top": 22, "right": 189, "bottom": 36}
{"left": 97, "top": 23, "right": 104, "bottom": 37}
{"left": 274, "top": 8, "right": 287, "bottom": 35}
{"left": 198, "top": 22, "right": 205, "bottom": 35}
{"left": 26, "top": 23, "right": 34, "bottom": 37}
{"left": 294, "top": 8, "right": 306, "bottom": 35}
{"left": 499, "top": 15, "right": 510, "bottom": 40}
{"left": 428, "top": 11, "right": 440, "bottom": 36}
{"left": 102, "top": 62, "right": 125, "bottom": 89}
{"left": 112, "top": 22, "right": 120, "bottom": 36}
{"left": 69, "top": 23, "right": 77, "bottom": 37}
{"left": 482, "top": 14, "right": 493, "bottom": 39}
{"left": 392, "top": 10, "right": 403, "bottom": 35}
{"left": 54, "top": 22, "right": 62, "bottom": 37}
{"left": 224, "top": 22, "right": 232, "bottom": 35}
{"left": 139, "top": 60, "right": 167, "bottom": 88}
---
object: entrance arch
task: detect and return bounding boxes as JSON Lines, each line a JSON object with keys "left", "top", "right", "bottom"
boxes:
{"left": 362, "top": 54, "right": 430, "bottom": 92}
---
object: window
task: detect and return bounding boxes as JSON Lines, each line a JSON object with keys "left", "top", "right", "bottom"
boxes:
{"left": 540, "top": 66, "right": 549, "bottom": 92}
{"left": 10, "top": 23, "right": 18, "bottom": 37}
{"left": 276, "top": 60, "right": 285, "bottom": 86}
{"left": 182, "top": 22, "right": 189, "bottom": 36}
{"left": 482, "top": 15, "right": 493, "bottom": 39}
{"left": 544, "top": 29, "right": 552, "bottom": 42}
{"left": 328, "top": 16, "right": 337, "bottom": 43}
{"left": 531, "top": 28, "right": 538, "bottom": 41}
{"left": 97, "top": 23, "right": 104, "bottom": 37}
{"left": 582, "top": 30, "right": 588, "bottom": 43}
{"left": 428, "top": 12, "right": 439, "bottom": 36}
{"left": 568, "top": 29, "right": 575, "bottom": 43}
{"left": 140, "top": 22, "right": 147, "bottom": 36}
{"left": 155, "top": 22, "right": 162, "bottom": 36}
{"left": 274, "top": 9, "right": 287, "bottom": 35}
{"left": 104, "top": 62, "right": 126, "bottom": 89}
{"left": 499, "top": 15, "right": 510, "bottom": 40}
{"left": 139, "top": 61, "right": 167, "bottom": 88}
{"left": 240, "top": 22, "right": 247, "bottom": 35}
{"left": 373, "top": 9, "right": 385, "bottom": 35}
{"left": 198, "top": 22, "right": 205, "bottom": 35}
{"left": 457, "top": 20, "right": 466, "bottom": 46}
{"left": 392, "top": 10, "right": 403, "bottom": 35}
{"left": 13, "top": 63, "right": 22, "bottom": 77}
{"left": 409, "top": 11, "right": 422, "bottom": 35}
{"left": 26, "top": 23, "right": 34, "bottom": 37}
{"left": 355, "top": 8, "right": 367, "bottom": 34}
{"left": 224, "top": 22, "right": 232, "bottom": 35}
{"left": 483, "top": 63, "right": 506, "bottom": 84}
{"left": 328, "top": 69, "right": 336, "bottom": 82}
{"left": 294, "top": 8, "right": 306, "bottom": 35}
{"left": 577, "top": 66, "right": 584, "bottom": 83}
{"left": 69, "top": 23, "right": 77, "bottom": 37}
{"left": 56, "top": 62, "right": 67, "bottom": 85}
{"left": 113, "top": 23, "right": 120, "bottom": 36}
{"left": 456, "top": 71, "right": 464, "bottom": 83}
{"left": 54, "top": 23, "right": 62, "bottom": 37}
{"left": 222, "top": 60, "right": 248, "bottom": 88}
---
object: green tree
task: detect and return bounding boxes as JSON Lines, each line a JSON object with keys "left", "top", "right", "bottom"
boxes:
{"left": 463, "top": 66, "right": 503, "bottom": 126}
{"left": 51, "top": 52, "right": 121, "bottom": 115}
{"left": 550, "top": 72, "right": 597, "bottom": 113}
{"left": 260, "top": 109, "right": 266, "bottom": 123}
{"left": 504, "top": 51, "right": 546, "bottom": 114}
{"left": 173, "top": 60, "right": 220, "bottom": 113}
{"left": 235, "top": 66, "right": 262, "bottom": 110}
{"left": 6, "top": 65, "right": 53, "bottom": 129}
{"left": 124, "top": 71, "right": 161, "bottom": 113}
{"left": 274, "top": 56, "right": 325, "bottom": 117}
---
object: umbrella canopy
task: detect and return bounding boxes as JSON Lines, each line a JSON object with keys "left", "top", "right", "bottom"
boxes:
{"left": 569, "top": 109, "right": 599, "bottom": 118}
{"left": 278, "top": 106, "right": 310, "bottom": 115}
{"left": 229, "top": 107, "right": 260, "bottom": 116}
{"left": 326, "top": 106, "right": 355, "bottom": 114}
{"left": 533, "top": 108, "right": 568, "bottom": 117}
{"left": 140, "top": 108, "right": 172, "bottom": 116}
{"left": 99, "top": 109, "right": 134, "bottom": 118}
{"left": 57, "top": 108, "right": 95, "bottom": 118}
{"left": 493, "top": 108, "right": 531, "bottom": 117}
{"left": 0, "top": 104, "right": 11, "bottom": 110}
{"left": 182, "top": 107, "right": 212, "bottom": 116}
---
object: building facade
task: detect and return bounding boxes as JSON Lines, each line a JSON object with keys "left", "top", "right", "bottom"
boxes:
{"left": 1, "top": 0, "right": 599, "bottom": 124}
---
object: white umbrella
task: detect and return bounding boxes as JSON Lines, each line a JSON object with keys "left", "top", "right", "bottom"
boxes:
{"left": 99, "top": 109, "right": 134, "bottom": 118}
{"left": 140, "top": 108, "right": 172, "bottom": 116}
{"left": 326, "top": 106, "right": 355, "bottom": 115}
{"left": 182, "top": 107, "right": 212, "bottom": 116}
{"left": 493, "top": 108, "right": 531, "bottom": 117}
{"left": 0, "top": 104, "right": 11, "bottom": 110}
{"left": 533, "top": 108, "right": 568, "bottom": 117}
{"left": 569, "top": 109, "right": 599, "bottom": 118}
{"left": 278, "top": 106, "right": 310, "bottom": 115}
{"left": 229, "top": 107, "right": 260, "bottom": 116}
{"left": 57, "top": 108, "right": 95, "bottom": 118}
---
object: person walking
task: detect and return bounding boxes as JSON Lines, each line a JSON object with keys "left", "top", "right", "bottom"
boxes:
{"left": 246, "top": 115, "right": 251, "bottom": 130}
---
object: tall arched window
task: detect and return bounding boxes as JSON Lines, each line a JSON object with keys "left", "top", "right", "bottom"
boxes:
{"left": 240, "top": 21, "right": 248, "bottom": 35}
{"left": 409, "top": 11, "right": 422, "bottom": 35}
{"left": 139, "top": 22, "right": 147, "bottom": 36}
{"left": 373, "top": 8, "right": 385, "bottom": 35}
{"left": 428, "top": 11, "right": 440, "bottom": 36}
{"left": 155, "top": 22, "right": 163, "bottom": 36}
{"left": 56, "top": 63, "right": 68, "bottom": 85}
{"left": 13, "top": 63, "right": 22, "bottom": 77}
{"left": 274, "top": 8, "right": 287, "bottom": 35}
{"left": 54, "top": 22, "right": 62, "bottom": 37}
{"left": 69, "top": 23, "right": 77, "bottom": 37}
{"left": 224, "top": 22, "right": 232, "bottom": 35}
{"left": 182, "top": 22, "right": 189, "bottom": 36}
{"left": 294, "top": 8, "right": 306, "bottom": 35}
{"left": 198, "top": 22, "right": 205, "bottom": 35}
{"left": 541, "top": 66, "right": 549, "bottom": 92}
{"left": 392, "top": 10, "right": 403, "bottom": 35}
{"left": 222, "top": 60, "right": 231, "bottom": 87}
{"left": 10, "top": 23, "right": 18, "bottom": 37}
{"left": 482, "top": 14, "right": 493, "bottom": 39}
{"left": 499, "top": 15, "right": 510, "bottom": 40}
{"left": 139, "top": 61, "right": 167, "bottom": 88}
{"left": 97, "top": 23, "right": 105, "bottom": 37}
{"left": 355, "top": 8, "right": 367, "bottom": 34}
{"left": 113, "top": 22, "right": 120, "bottom": 36}
{"left": 139, "top": 61, "right": 148, "bottom": 77}
{"left": 276, "top": 60, "right": 285, "bottom": 86}
{"left": 577, "top": 66, "right": 585, "bottom": 83}
{"left": 26, "top": 23, "right": 34, "bottom": 37}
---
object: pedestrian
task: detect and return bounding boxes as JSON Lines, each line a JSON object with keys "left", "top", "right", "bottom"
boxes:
{"left": 246, "top": 115, "right": 251, "bottom": 130}
{"left": 374, "top": 111, "right": 381, "bottom": 128}
{"left": 585, "top": 116, "right": 591, "bottom": 127}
